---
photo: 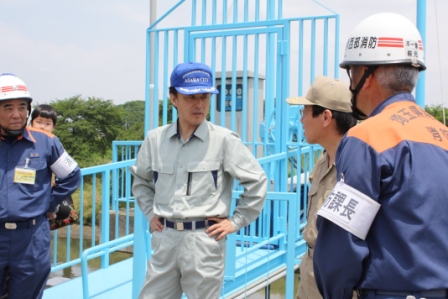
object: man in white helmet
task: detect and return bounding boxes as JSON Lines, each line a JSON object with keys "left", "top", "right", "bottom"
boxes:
{"left": 313, "top": 13, "right": 448, "bottom": 298}
{"left": 0, "top": 73, "right": 81, "bottom": 299}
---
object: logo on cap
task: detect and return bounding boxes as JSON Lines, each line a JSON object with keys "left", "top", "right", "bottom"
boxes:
{"left": 170, "top": 62, "right": 219, "bottom": 95}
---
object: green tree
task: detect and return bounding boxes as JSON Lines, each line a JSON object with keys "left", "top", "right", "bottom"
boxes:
{"left": 50, "top": 95, "right": 124, "bottom": 167}
{"left": 425, "top": 104, "right": 448, "bottom": 125}
{"left": 159, "top": 99, "right": 175, "bottom": 126}
{"left": 117, "top": 100, "right": 145, "bottom": 140}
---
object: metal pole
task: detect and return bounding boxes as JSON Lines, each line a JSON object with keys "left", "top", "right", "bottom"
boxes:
{"left": 149, "top": 0, "right": 157, "bottom": 132}
{"left": 416, "top": 0, "right": 426, "bottom": 108}
{"left": 133, "top": 3, "right": 157, "bottom": 298}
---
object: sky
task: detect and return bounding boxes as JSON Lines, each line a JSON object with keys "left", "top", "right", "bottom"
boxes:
{"left": 0, "top": 0, "right": 446, "bottom": 107}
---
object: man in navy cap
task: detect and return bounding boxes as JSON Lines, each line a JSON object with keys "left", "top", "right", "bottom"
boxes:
{"left": 131, "top": 62, "right": 267, "bottom": 299}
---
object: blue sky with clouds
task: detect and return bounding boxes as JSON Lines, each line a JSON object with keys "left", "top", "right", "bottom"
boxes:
{"left": 0, "top": 0, "right": 446, "bottom": 106}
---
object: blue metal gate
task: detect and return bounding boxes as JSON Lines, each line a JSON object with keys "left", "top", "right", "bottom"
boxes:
{"left": 185, "top": 22, "right": 287, "bottom": 157}
{"left": 136, "top": 1, "right": 341, "bottom": 298}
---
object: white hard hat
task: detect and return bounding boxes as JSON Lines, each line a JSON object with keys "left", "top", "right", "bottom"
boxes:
{"left": 340, "top": 12, "right": 425, "bottom": 71}
{"left": 0, "top": 73, "right": 33, "bottom": 103}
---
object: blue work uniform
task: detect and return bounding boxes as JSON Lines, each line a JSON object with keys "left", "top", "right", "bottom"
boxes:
{"left": 0, "top": 127, "right": 81, "bottom": 299}
{"left": 313, "top": 93, "right": 448, "bottom": 298}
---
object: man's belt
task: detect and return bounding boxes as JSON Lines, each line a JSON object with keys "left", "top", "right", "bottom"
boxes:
{"left": 163, "top": 218, "right": 216, "bottom": 231}
{"left": 359, "top": 289, "right": 448, "bottom": 298}
{"left": 0, "top": 218, "right": 36, "bottom": 230}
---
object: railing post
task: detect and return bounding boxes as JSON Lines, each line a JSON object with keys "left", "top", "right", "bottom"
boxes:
{"left": 100, "top": 170, "right": 110, "bottom": 268}
{"left": 132, "top": 205, "right": 147, "bottom": 299}
{"left": 285, "top": 192, "right": 297, "bottom": 299}
{"left": 111, "top": 141, "right": 119, "bottom": 211}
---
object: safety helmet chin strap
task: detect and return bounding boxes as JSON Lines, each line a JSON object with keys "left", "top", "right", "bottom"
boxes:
{"left": 0, "top": 125, "right": 24, "bottom": 148}
{"left": 2, "top": 127, "right": 25, "bottom": 137}
{"left": 0, "top": 119, "right": 27, "bottom": 138}
{"left": 347, "top": 66, "right": 379, "bottom": 120}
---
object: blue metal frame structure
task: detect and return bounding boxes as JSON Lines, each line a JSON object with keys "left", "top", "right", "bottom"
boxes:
{"left": 43, "top": 0, "right": 340, "bottom": 298}
{"left": 42, "top": 1, "right": 429, "bottom": 298}
{"left": 137, "top": 1, "right": 339, "bottom": 298}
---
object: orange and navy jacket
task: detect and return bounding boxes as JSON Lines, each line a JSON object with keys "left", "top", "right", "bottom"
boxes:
{"left": 0, "top": 127, "right": 81, "bottom": 221}
{"left": 314, "top": 93, "right": 448, "bottom": 298}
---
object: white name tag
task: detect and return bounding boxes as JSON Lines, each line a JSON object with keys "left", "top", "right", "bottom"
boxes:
{"left": 317, "top": 181, "right": 380, "bottom": 240}
{"left": 50, "top": 151, "right": 78, "bottom": 178}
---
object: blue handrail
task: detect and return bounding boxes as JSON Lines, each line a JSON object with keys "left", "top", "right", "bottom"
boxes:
{"left": 81, "top": 234, "right": 134, "bottom": 299}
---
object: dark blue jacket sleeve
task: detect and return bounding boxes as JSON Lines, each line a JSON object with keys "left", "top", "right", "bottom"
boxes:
{"left": 48, "top": 136, "right": 81, "bottom": 212}
{"left": 314, "top": 216, "right": 368, "bottom": 298}
{"left": 50, "top": 167, "right": 81, "bottom": 212}
{"left": 313, "top": 136, "right": 382, "bottom": 298}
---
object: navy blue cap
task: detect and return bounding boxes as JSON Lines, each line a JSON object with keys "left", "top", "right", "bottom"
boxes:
{"left": 170, "top": 62, "right": 219, "bottom": 95}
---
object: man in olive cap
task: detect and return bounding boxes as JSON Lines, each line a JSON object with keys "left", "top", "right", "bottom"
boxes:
{"left": 286, "top": 76, "right": 356, "bottom": 299}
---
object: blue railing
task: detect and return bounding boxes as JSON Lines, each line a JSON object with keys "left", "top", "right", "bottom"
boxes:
{"left": 45, "top": 0, "right": 430, "bottom": 297}
{"left": 130, "top": 143, "right": 322, "bottom": 298}
{"left": 111, "top": 140, "right": 141, "bottom": 163}
{"left": 50, "top": 159, "right": 135, "bottom": 274}
{"left": 110, "top": 141, "right": 141, "bottom": 238}
{"left": 48, "top": 0, "right": 336, "bottom": 297}
{"left": 46, "top": 139, "right": 322, "bottom": 298}
{"left": 81, "top": 234, "right": 134, "bottom": 299}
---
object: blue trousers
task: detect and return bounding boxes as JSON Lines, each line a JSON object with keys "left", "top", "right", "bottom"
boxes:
{"left": 0, "top": 215, "right": 50, "bottom": 299}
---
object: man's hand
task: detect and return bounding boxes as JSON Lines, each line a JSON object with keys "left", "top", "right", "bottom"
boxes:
{"left": 47, "top": 212, "right": 56, "bottom": 220}
{"left": 206, "top": 217, "right": 235, "bottom": 241}
{"left": 150, "top": 216, "right": 164, "bottom": 232}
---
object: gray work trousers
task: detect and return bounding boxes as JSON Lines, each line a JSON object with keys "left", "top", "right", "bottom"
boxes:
{"left": 139, "top": 227, "right": 226, "bottom": 299}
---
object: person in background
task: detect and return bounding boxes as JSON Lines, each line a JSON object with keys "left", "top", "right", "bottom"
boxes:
{"left": 131, "top": 62, "right": 268, "bottom": 299}
{"left": 0, "top": 73, "right": 81, "bottom": 299}
{"left": 286, "top": 76, "right": 357, "bottom": 299}
{"left": 313, "top": 13, "right": 448, "bottom": 299}
{"left": 30, "top": 104, "right": 58, "bottom": 134}
{"left": 30, "top": 104, "right": 79, "bottom": 230}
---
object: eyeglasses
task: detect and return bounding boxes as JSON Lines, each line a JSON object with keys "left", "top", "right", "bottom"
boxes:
{"left": 346, "top": 66, "right": 368, "bottom": 81}
{"left": 299, "top": 106, "right": 327, "bottom": 117}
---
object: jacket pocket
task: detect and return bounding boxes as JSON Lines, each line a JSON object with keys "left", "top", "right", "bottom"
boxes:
{"left": 16, "top": 158, "right": 49, "bottom": 198}
{"left": 186, "top": 160, "right": 220, "bottom": 206}
{"left": 152, "top": 162, "right": 175, "bottom": 204}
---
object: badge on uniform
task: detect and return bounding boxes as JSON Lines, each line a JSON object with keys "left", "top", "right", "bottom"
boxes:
{"left": 317, "top": 178, "right": 381, "bottom": 240}
{"left": 13, "top": 158, "right": 36, "bottom": 184}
